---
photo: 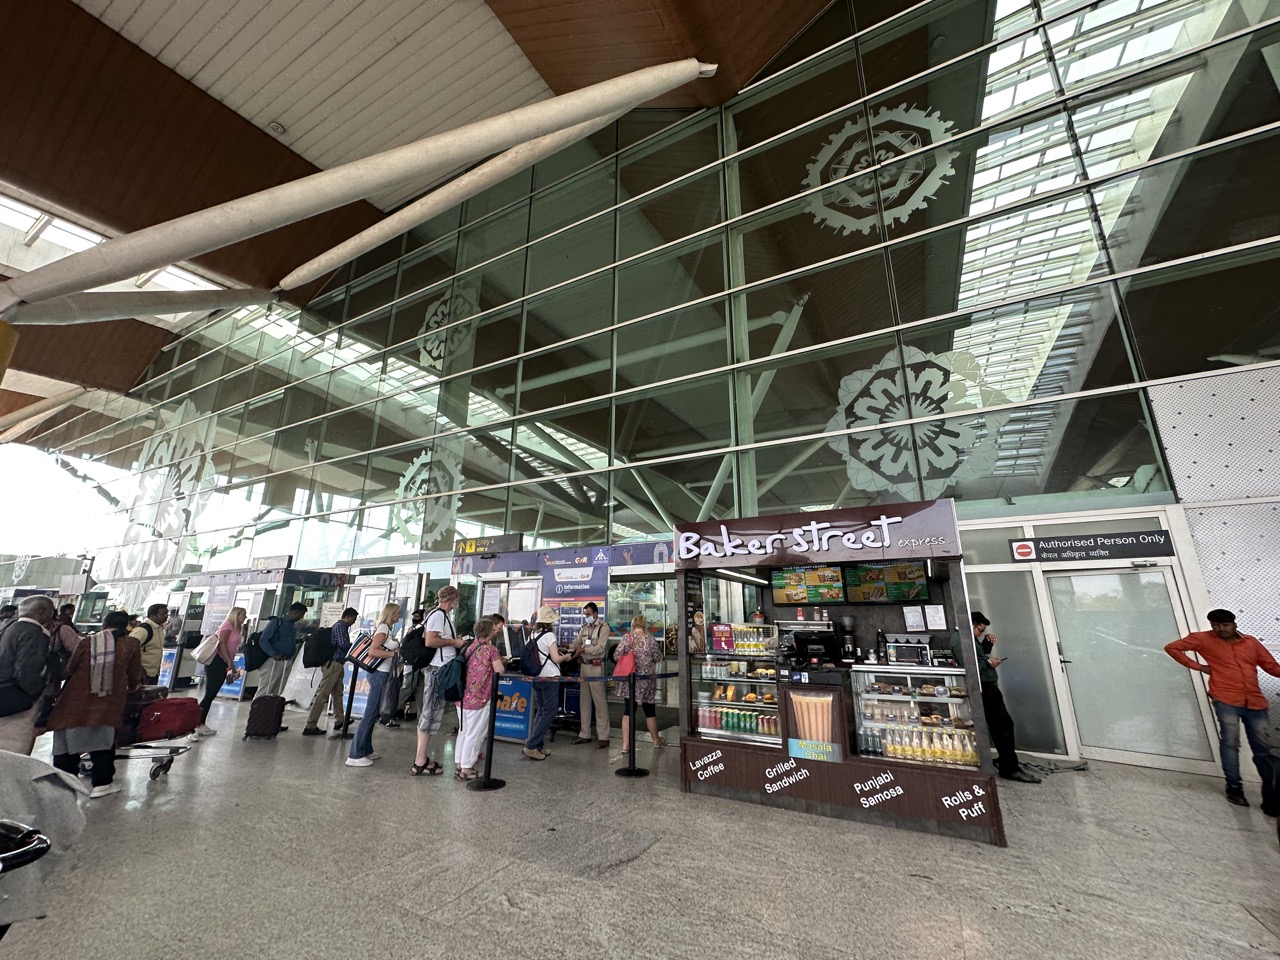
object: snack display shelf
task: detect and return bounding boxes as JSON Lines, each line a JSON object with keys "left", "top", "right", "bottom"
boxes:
{"left": 696, "top": 729, "right": 780, "bottom": 747}
{"left": 694, "top": 652, "right": 778, "bottom": 660}
{"left": 859, "top": 719, "right": 974, "bottom": 730}
{"left": 850, "top": 664, "right": 964, "bottom": 676}
{"left": 711, "top": 700, "right": 778, "bottom": 711}
{"left": 862, "top": 693, "right": 968, "bottom": 704}
{"left": 693, "top": 676, "right": 777, "bottom": 685}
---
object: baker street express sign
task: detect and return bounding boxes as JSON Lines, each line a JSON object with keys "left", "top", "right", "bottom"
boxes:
{"left": 674, "top": 500, "right": 960, "bottom": 571}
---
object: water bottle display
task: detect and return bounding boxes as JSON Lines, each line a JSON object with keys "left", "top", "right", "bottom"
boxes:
{"left": 852, "top": 665, "right": 979, "bottom": 767}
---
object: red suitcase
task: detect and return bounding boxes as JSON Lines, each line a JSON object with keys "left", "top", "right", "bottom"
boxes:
{"left": 134, "top": 697, "right": 201, "bottom": 743}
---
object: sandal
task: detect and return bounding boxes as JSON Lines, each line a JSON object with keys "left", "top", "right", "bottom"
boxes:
{"left": 654, "top": 737, "right": 668, "bottom": 748}
{"left": 410, "top": 759, "right": 444, "bottom": 777}
{"left": 455, "top": 767, "right": 479, "bottom": 781}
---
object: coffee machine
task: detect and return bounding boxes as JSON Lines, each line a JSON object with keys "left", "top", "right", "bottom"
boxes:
{"left": 835, "top": 615, "right": 857, "bottom": 661}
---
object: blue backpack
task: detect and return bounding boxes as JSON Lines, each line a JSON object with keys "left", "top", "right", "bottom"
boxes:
{"left": 519, "top": 631, "right": 551, "bottom": 677}
{"left": 436, "top": 640, "right": 476, "bottom": 702}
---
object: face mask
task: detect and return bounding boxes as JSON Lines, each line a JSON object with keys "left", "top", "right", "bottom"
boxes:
{"left": 585, "top": 616, "right": 596, "bottom": 624}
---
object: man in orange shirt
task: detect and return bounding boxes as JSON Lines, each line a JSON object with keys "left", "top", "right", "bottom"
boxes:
{"left": 1165, "top": 609, "right": 1280, "bottom": 811}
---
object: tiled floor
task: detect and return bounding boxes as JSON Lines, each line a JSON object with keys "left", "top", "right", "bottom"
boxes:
{"left": 4, "top": 696, "right": 1278, "bottom": 960}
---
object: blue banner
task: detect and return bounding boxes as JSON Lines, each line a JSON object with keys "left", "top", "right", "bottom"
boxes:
{"left": 494, "top": 676, "right": 533, "bottom": 742}
{"left": 218, "top": 653, "right": 247, "bottom": 699}
{"left": 344, "top": 663, "right": 370, "bottom": 718}
{"left": 157, "top": 648, "right": 179, "bottom": 688}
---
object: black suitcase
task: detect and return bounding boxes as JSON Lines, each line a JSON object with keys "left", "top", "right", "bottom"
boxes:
{"left": 243, "top": 695, "right": 286, "bottom": 740}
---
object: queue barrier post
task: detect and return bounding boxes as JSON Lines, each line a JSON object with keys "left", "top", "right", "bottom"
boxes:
{"left": 615, "top": 670, "right": 649, "bottom": 779}
{"left": 467, "top": 670, "right": 506, "bottom": 792}
{"left": 336, "top": 663, "right": 357, "bottom": 740}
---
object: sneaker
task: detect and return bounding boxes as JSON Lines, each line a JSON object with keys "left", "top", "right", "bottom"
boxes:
{"left": 522, "top": 747, "right": 546, "bottom": 761}
{"left": 301, "top": 727, "right": 325, "bottom": 736}
{"left": 379, "top": 719, "right": 401, "bottom": 728}
{"left": 1226, "top": 786, "right": 1250, "bottom": 807}
{"left": 195, "top": 724, "right": 217, "bottom": 737}
{"left": 368, "top": 753, "right": 382, "bottom": 760}
{"left": 187, "top": 731, "right": 201, "bottom": 742}
{"left": 89, "top": 783, "right": 122, "bottom": 798}
{"left": 345, "top": 757, "right": 374, "bottom": 767}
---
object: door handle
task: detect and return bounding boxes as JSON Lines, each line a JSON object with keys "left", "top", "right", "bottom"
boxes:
{"left": 1059, "top": 658, "right": 1073, "bottom": 664}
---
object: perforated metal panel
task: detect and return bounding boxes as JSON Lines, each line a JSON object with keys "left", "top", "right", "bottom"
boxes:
{"left": 1148, "top": 370, "right": 1280, "bottom": 502}
{"left": 1183, "top": 502, "right": 1280, "bottom": 713}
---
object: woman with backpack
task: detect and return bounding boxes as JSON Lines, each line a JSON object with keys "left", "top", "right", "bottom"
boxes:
{"left": 613, "top": 614, "right": 666, "bottom": 760}
{"left": 522, "top": 606, "right": 575, "bottom": 762}
{"left": 45, "top": 611, "right": 143, "bottom": 798}
{"left": 454, "top": 616, "right": 504, "bottom": 781}
{"left": 346, "top": 603, "right": 401, "bottom": 768}
{"left": 191, "top": 607, "right": 245, "bottom": 740}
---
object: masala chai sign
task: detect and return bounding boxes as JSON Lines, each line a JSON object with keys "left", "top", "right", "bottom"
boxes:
{"left": 674, "top": 500, "right": 960, "bottom": 571}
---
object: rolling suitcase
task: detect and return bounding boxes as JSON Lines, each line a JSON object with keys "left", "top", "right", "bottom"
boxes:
{"left": 243, "top": 695, "right": 286, "bottom": 740}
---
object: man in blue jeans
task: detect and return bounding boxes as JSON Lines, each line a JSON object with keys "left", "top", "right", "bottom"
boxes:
{"left": 1166, "top": 609, "right": 1280, "bottom": 812}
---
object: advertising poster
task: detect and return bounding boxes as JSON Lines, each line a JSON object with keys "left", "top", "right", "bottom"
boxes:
{"left": 710, "top": 623, "right": 735, "bottom": 652}
{"left": 771, "top": 565, "right": 846, "bottom": 604}
{"left": 218, "top": 653, "right": 247, "bottom": 700}
{"left": 157, "top": 648, "right": 179, "bottom": 689}
{"left": 344, "top": 663, "right": 371, "bottom": 718}
{"left": 494, "top": 676, "right": 533, "bottom": 742}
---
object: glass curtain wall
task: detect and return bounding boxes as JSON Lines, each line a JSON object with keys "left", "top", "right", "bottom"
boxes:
{"left": 27, "top": 0, "right": 1280, "bottom": 585}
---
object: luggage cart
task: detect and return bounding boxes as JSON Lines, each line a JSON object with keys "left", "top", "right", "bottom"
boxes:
{"left": 76, "top": 686, "right": 193, "bottom": 781}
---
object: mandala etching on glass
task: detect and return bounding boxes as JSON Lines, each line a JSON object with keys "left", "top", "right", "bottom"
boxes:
{"left": 826, "top": 347, "right": 1011, "bottom": 499}
{"left": 393, "top": 442, "right": 464, "bottom": 547}
{"left": 805, "top": 105, "right": 957, "bottom": 236}
{"left": 417, "top": 283, "right": 479, "bottom": 374}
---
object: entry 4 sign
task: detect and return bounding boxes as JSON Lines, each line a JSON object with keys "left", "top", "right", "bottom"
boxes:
{"left": 1008, "top": 530, "right": 1175, "bottom": 562}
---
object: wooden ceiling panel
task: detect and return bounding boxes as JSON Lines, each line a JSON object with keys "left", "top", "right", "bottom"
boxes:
{"left": 0, "top": 0, "right": 382, "bottom": 295}
{"left": 486, "top": 0, "right": 834, "bottom": 107}
{"left": 8, "top": 320, "right": 172, "bottom": 394}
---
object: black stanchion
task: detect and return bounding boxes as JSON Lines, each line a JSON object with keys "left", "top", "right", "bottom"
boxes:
{"left": 467, "top": 670, "right": 506, "bottom": 792}
{"left": 334, "top": 666, "right": 356, "bottom": 740}
{"left": 615, "top": 671, "right": 649, "bottom": 779}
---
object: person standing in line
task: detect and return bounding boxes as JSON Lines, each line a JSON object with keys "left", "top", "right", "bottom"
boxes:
{"left": 0, "top": 595, "right": 56, "bottom": 755}
{"left": 390, "top": 607, "right": 427, "bottom": 724}
{"left": 45, "top": 611, "right": 142, "bottom": 798}
{"left": 1165, "top": 609, "right": 1280, "bottom": 811}
{"left": 522, "top": 606, "right": 575, "bottom": 761}
{"left": 191, "top": 606, "right": 246, "bottom": 740}
{"left": 49, "top": 605, "right": 82, "bottom": 658}
{"left": 130, "top": 603, "right": 169, "bottom": 685}
{"left": 951, "top": 612, "right": 1042, "bottom": 784}
{"left": 613, "top": 614, "right": 666, "bottom": 760}
{"left": 455, "top": 616, "right": 504, "bottom": 781}
{"left": 346, "top": 603, "right": 401, "bottom": 768}
{"left": 303, "top": 607, "right": 357, "bottom": 737}
{"left": 254, "top": 602, "right": 307, "bottom": 703}
{"left": 411, "top": 586, "right": 465, "bottom": 776}
{"left": 571, "top": 602, "right": 611, "bottom": 748}
{"left": 0, "top": 604, "right": 17, "bottom": 625}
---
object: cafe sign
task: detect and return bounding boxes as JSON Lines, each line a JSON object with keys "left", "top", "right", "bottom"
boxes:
{"left": 674, "top": 500, "right": 959, "bottom": 570}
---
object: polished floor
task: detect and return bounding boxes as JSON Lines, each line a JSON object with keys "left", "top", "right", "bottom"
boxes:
{"left": 6, "top": 694, "right": 1279, "bottom": 960}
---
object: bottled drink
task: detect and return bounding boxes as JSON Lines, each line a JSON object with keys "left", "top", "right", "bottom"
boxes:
{"left": 796, "top": 607, "right": 804, "bottom": 621}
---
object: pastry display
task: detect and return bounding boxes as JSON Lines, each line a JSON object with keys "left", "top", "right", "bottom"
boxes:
{"left": 763, "top": 693, "right": 775, "bottom": 703}
{"left": 743, "top": 692, "right": 758, "bottom": 703}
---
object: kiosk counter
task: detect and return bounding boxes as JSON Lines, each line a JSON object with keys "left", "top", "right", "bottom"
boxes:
{"left": 676, "top": 499, "right": 1006, "bottom": 846}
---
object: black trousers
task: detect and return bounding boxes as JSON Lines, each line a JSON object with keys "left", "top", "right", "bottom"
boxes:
{"left": 52, "top": 747, "right": 116, "bottom": 787}
{"left": 981, "top": 682, "right": 1020, "bottom": 776}
{"left": 199, "top": 655, "right": 229, "bottom": 723}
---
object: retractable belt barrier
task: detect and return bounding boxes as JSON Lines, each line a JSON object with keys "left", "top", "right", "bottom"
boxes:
{"left": 467, "top": 670, "right": 678, "bottom": 792}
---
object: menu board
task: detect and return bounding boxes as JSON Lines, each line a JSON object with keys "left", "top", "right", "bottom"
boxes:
{"left": 770, "top": 565, "right": 846, "bottom": 605}
{"left": 846, "top": 561, "right": 930, "bottom": 603}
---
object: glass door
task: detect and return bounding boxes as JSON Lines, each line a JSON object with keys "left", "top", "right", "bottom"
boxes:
{"left": 1044, "top": 568, "right": 1215, "bottom": 767}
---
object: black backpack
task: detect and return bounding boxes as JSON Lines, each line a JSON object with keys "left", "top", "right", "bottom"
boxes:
{"left": 242, "top": 617, "right": 277, "bottom": 672}
{"left": 401, "top": 609, "right": 447, "bottom": 670}
{"left": 302, "top": 626, "right": 335, "bottom": 669}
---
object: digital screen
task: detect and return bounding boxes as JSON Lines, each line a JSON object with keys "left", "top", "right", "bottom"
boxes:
{"left": 845, "top": 561, "right": 929, "bottom": 603}
{"left": 770, "top": 565, "right": 845, "bottom": 605}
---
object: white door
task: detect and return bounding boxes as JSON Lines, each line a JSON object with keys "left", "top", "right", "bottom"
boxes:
{"left": 1043, "top": 567, "right": 1218, "bottom": 772}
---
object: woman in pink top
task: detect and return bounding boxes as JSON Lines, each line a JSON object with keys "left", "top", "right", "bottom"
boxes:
{"left": 193, "top": 606, "right": 245, "bottom": 740}
{"left": 455, "top": 617, "right": 504, "bottom": 781}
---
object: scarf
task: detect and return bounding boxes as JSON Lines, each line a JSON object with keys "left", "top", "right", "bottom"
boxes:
{"left": 89, "top": 629, "right": 116, "bottom": 697}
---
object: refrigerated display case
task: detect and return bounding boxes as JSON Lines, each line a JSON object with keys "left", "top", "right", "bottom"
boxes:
{"left": 690, "top": 625, "right": 780, "bottom": 746}
{"left": 850, "top": 665, "right": 979, "bottom": 767}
